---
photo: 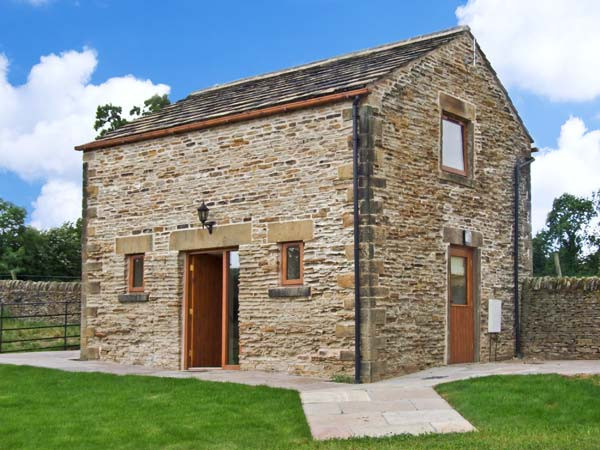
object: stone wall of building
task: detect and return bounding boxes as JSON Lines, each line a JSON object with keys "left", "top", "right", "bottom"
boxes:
{"left": 0, "top": 280, "right": 81, "bottom": 324}
{"left": 521, "top": 277, "right": 600, "bottom": 359}
{"left": 81, "top": 101, "right": 358, "bottom": 378}
{"left": 359, "top": 33, "right": 532, "bottom": 379}
{"left": 82, "top": 32, "right": 533, "bottom": 381}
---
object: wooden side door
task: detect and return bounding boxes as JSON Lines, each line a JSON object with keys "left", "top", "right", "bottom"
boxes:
{"left": 188, "top": 254, "right": 223, "bottom": 367}
{"left": 449, "top": 246, "right": 474, "bottom": 363}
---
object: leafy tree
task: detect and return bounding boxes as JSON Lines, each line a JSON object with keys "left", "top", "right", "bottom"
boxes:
{"left": 43, "top": 219, "right": 82, "bottom": 277}
{"left": 13, "top": 226, "right": 45, "bottom": 276}
{"left": 0, "top": 197, "right": 82, "bottom": 280}
{"left": 94, "top": 94, "right": 170, "bottom": 138}
{"left": 533, "top": 192, "right": 600, "bottom": 276}
{"left": 94, "top": 104, "right": 128, "bottom": 137}
{"left": 0, "top": 199, "right": 27, "bottom": 277}
{"left": 130, "top": 94, "right": 170, "bottom": 117}
{"left": 0, "top": 199, "right": 26, "bottom": 252}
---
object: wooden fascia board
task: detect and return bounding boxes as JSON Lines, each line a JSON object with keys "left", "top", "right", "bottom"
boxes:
{"left": 75, "top": 88, "right": 370, "bottom": 151}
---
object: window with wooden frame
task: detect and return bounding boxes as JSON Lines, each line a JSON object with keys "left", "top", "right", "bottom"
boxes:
{"left": 128, "top": 254, "right": 145, "bottom": 293}
{"left": 281, "top": 242, "right": 304, "bottom": 285}
{"left": 441, "top": 113, "right": 468, "bottom": 176}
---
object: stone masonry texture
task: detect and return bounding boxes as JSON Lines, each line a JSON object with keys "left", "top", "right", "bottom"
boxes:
{"left": 521, "top": 277, "right": 600, "bottom": 359}
{"left": 0, "top": 280, "right": 81, "bottom": 325}
{"left": 81, "top": 102, "right": 357, "bottom": 377}
{"left": 358, "top": 33, "right": 532, "bottom": 380}
{"left": 81, "top": 32, "right": 532, "bottom": 381}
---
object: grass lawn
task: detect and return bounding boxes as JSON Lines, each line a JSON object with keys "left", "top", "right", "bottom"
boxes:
{"left": 1, "top": 365, "right": 600, "bottom": 449}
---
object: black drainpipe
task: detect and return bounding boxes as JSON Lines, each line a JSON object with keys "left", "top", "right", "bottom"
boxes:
{"left": 352, "top": 95, "right": 362, "bottom": 384}
{"left": 513, "top": 156, "right": 534, "bottom": 357}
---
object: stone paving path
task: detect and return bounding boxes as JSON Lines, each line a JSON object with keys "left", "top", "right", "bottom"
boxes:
{"left": 1, "top": 351, "right": 599, "bottom": 440}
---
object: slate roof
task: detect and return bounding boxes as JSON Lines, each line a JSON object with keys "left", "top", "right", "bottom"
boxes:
{"left": 95, "top": 26, "right": 469, "bottom": 142}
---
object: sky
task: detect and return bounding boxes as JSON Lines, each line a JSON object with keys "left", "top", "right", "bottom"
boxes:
{"left": 0, "top": 0, "right": 599, "bottom": 232}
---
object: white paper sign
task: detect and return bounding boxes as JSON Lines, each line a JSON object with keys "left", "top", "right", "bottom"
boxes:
{"left": 488, "top": 299, "right": 502, "bottom": 333}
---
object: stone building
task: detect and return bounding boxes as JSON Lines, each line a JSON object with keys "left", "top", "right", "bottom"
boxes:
{"left": 76, "top": 26, "right": 533, "bottom": 382}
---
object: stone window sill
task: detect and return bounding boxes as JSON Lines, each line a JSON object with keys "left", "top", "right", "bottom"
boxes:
{"left": 439, "top": 170, "right": 475, "bottom": 188}
{"left": 268, "top": 286, "right": 311, "bottom": 298}
{"left": 118, "top": 293, "right": 149, "bottom": 303}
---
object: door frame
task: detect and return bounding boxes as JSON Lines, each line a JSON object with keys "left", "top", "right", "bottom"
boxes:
{"left": 182, "top": 248, "right": 240, "bottom": 370}
{"left": 446, "top": 244, "right": 481, "bottom": 364}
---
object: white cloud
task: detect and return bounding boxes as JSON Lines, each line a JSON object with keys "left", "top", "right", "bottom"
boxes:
{"left": 30, "top": 179, "right": 81, "bottom": 229}
{"left": 532, "top": 117, "right": 600, "bottom": 233}
{"left": 0, "top": 48, "right": 170, "bottom": 229}
{"left": 456, "top": 0, "right": 600, "bottom": 102}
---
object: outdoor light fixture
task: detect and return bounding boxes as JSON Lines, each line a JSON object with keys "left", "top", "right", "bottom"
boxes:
{"left": 197, "top": 201, "right": 216, "bottom": 234}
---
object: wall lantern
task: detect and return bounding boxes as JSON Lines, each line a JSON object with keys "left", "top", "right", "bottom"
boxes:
{"left": 197, "top": 201, "right": 216, "bottom": 234}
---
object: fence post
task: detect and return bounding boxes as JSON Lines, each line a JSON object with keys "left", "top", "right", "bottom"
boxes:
{"left": 0, "top": 303, "right": 3, "bottom": 353}
{"left": 64, "top": 301, "right": 68, "bottom": 350}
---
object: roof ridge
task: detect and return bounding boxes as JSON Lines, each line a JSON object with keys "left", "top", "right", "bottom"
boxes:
{"left": 190, "top": 25, "right": 469, "bottom": 97}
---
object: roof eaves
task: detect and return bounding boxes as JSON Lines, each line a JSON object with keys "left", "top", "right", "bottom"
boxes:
{"left": 75, "top": 87, "right": 370, "bottom": 151}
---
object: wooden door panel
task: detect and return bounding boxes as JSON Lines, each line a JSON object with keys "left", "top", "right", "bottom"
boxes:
{"left": 190, "top": 254, "right": 223, "bottom": 367}
{"left": 449, "top": 247, "right": 474, "bottom": 364}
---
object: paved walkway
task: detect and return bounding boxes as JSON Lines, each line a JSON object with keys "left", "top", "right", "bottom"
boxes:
{"left": 1, "top": 351, "right": 599, "bottom": 440}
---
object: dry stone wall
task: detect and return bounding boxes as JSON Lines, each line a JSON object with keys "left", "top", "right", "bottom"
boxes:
{"left": 0, "top": 280, "right": 81, "bottom": 324}
{"left": 521, "top": 277, "right": 600, "bottom": 359}
{"left": 82, "top": 101, "right": 358, "bottom": 378}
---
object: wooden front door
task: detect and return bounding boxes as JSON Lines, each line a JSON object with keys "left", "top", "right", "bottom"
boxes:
{"left": 187, "top": 254, "right": 223, "bottom": 367}
{"left": 449, "top": 246, "right": 475, "bottom": 363}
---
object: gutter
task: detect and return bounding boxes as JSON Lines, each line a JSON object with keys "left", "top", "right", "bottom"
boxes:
{"left": 513, "top": 156, "right": 534, "bottom": 357}
{"left": 352, "top": 95, "right": 363, "bottom": 384}
{"left": 75, "top": 88, "right": 370, "bottom": 151}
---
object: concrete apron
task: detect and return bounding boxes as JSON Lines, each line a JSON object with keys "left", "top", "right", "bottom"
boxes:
{"left": 1, "top": 351, "right": 599, "bottom": 440}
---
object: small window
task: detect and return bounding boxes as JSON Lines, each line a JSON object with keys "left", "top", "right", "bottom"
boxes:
{"left": 441, "top": 115, "right": 467, "bottom": 176}
{"left": 128, "top": 254, "right": 144, "bottom": 293}
{"left": 450, "top": 255, "right": 467, "bottom": 305}
{"left": 281, "top": 242, "right": 303, "bottom": 285}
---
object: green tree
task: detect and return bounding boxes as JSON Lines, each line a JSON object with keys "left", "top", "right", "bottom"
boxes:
{"left": 14, "top": 227, "right": 45, "bottom": 277}
{"left": 0, "top": 199, "right": 27, "bottom": 277}
{"left": 533, "top": 192, "right": 599, "bottom": 276}
{"left": 0, "top": 198, "right": 26, "bottom": 252}
{"left": 43, "top": 219, "right": 82, "bottom": 277}
{"left": 0, "top": 197, "right": 82, "bottom": 280}
{"left": 94, "top": 94, "right": 170, "bottom": 138}
{"left": 130, "top": 94, "right": 170, "bottom": 117}
{"left": 94, "top": 104, "right": 128, "bottom": 137}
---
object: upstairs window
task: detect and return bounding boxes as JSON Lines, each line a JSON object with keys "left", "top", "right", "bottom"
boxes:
{"left": 281, "top": 242, "right": 304, "bottom": 285}
{"left": 441, "top": 114, "right": 468, "bottom": 176}
{"left": 128, "top": 254, "right": 144, "bottom": 293}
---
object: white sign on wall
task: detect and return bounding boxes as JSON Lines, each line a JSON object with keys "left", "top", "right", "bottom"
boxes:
{"left": 488, "top": 299, "right": 502, "bottom": 333}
